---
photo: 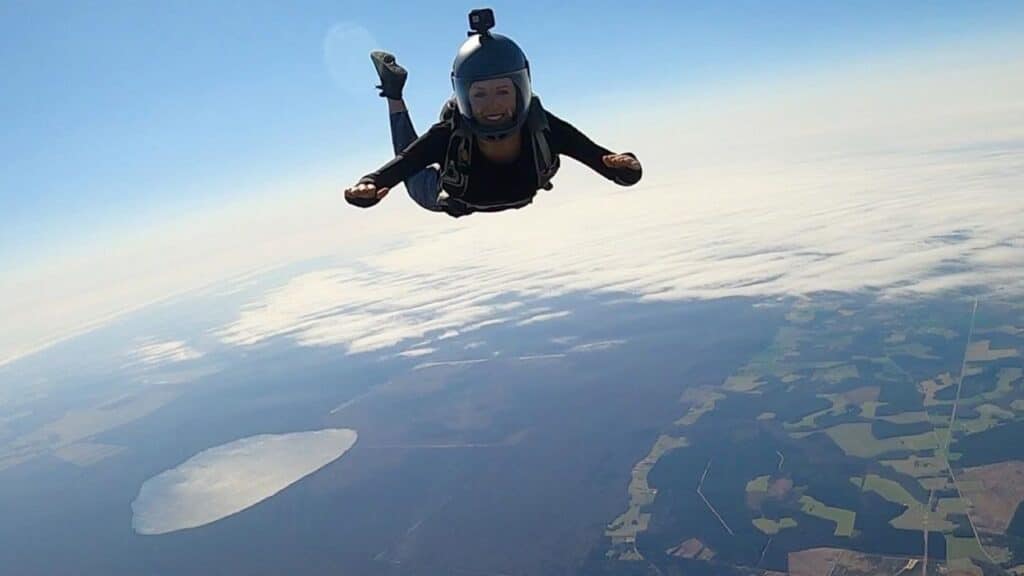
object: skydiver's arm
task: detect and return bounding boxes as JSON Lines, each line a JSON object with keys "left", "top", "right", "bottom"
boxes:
{"left": 358, "top": 122, "right": 452, "bottom": 189}
{"left": 545, "top": 112, "right": 642, "bottom": 186}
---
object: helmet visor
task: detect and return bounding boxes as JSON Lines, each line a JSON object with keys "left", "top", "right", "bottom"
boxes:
{"left": 453, "top": 68, "right": 531, "bottom": 137}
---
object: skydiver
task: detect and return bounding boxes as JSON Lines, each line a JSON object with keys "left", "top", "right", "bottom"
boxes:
{"left": 343, "top": 8, "right": 643, "bottom": 218}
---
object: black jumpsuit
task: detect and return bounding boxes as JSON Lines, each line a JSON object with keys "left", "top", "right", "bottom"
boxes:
{"left": 354, "top": 109, "right": 642, "bottom": 216}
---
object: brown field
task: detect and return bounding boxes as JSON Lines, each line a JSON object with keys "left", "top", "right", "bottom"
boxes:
{"left": 666, "top": 538, "right": 715, "bottom": 560}
{"left": 919, "top": 372, "right": 954, "bottom": 406}
{"left": 790, "top": 547, "right": 942, "bottom": 576}
{"left": 666, "top": 538, "right": 702, "bottom": 558}
{"left": 749, "top": 476, "right": 795, "bottom": 510}
{"left": 966, "top": 340, "right": 1019, "bottom": 362}
{"left": 789, "top": 547, "right": 845, "bottom": 576}
{"left": 769, "top": 477, "right": 794, "bottom": 498}
{"left": 958, "top": 460, "right": 1024, "bottom": 534}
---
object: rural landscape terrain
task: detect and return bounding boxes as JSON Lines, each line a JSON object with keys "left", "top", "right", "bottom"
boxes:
{"left": 597, "top": 294, "right": 1024, "bottom": 576}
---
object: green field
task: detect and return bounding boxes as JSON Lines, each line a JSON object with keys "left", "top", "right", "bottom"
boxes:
{"left": 752, "top": 517, "right": 798, "bottom": 535}
{"left": 956, "top": 404, "right": 1014, "bottom": 435}
{"left": 824, "top": 423, "right": 938, "bottom": 458}
{"left": 892, "top": 342, "right": 939, "bottom": 359}
{"left": 746, "top": 475, "right": 770, "bottom": 493}
{"left": 881, "top": 455, "right": 947, "bottom": 478}
{"left": 877, "top": 411, "right": 931, "bottom": 424}
{"left": 945, "top": 535, "right": 988, "bottom": 563}
{"left": 937, "top": 498, "right": 969, "bottom": 516}
{"left": 785, "top": 394, "right": 850, "bottom": 430}
{"left": 799, "top": 495, "right": 856, "bottom": 537}
{"left": 980, "top": 367, "right": 1022, "bottom": 401}
{"left": 860, "top": 474, "right": 918, "bottom": 507}
{"left": 859, "top": 401, "right": 881, "bottom": 418}
{"left": 853, "top": 474, "right": 957, "bottom": 532}
{"left": 723, "top": 374, "right": 763, "bottom": 392}
{"left": 889, "top": 504, "right": 956, "bottom": 532}
{"left": 606, "top": 435, "right": 689, "bottom": 543}
{"left": 919, "top": 476, "right": 951, "bottom": 491}
{"left": 812, "top": 363, "right": 859, "bottom": 384}
{"left": 675, "top": 389, "right": 725, "bottom": 427}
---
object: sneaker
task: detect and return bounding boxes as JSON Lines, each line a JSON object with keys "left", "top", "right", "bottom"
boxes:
{"left": 370, "top": 50, "right": 407, "bottom": 100}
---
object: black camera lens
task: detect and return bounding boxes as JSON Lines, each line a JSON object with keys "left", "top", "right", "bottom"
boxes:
{"left": 469, "top": 8, "right": 495, "bottom": 33}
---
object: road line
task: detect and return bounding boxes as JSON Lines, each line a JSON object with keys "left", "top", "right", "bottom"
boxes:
{"left": 697, "top": 459, "right": 734, "bottom": 536}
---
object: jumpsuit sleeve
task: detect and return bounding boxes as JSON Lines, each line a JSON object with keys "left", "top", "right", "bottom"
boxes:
{"left": 354, "top": 121, "right": 452, "bottom": 190}
{"left": 545, "top": 111, "right": 643, "bottom": 186}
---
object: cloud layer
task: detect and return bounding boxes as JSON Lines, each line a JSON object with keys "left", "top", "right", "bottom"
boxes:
{"left": 214, "top": 50, "right": 1024, "bottom": 355}
{"left": 3, "top": 41, "right": 1022, "bottom": 368}
{"left": 131, "top": 429, "right": 358, "bottom": 535}
{"left": 128, "top": 339, "right": 203, "bottom": 367}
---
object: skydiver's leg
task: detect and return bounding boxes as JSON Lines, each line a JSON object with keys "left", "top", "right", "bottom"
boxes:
{"left": 373, "top": 49, "right": 444, "bottom": 213}
{"left": 386, "top": 103, "right": 443, "bottom": 212}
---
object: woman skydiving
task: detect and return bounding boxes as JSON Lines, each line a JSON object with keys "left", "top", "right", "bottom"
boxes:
{"left": 344, "top": 8, "right": 643, "bottom": 217}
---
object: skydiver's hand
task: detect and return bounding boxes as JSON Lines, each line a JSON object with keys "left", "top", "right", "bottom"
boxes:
{"left": 602, "top": 153, "right": 642, "bottom": 172}
{"left": 344, "top": 181, "right": 390, "bottom": 208}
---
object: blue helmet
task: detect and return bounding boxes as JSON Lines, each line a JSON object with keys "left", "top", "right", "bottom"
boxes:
{"left": 451, "top": 28, "right": 532, "bottom": 140}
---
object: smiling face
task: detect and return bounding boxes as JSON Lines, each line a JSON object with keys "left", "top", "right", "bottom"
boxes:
{"left": 469, "top": 78, "right": 518, "bottom": 126}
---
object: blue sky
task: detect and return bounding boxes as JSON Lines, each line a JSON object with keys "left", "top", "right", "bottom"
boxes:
{"left": 1, "top": 0, "right": 1021, "bottom": 268}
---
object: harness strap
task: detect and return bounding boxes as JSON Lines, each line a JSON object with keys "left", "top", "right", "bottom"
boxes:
{"left": 437, "top": 96, "right": 560, "bottom": 207}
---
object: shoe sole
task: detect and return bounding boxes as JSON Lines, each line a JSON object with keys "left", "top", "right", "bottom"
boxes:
{"left": 370, "top": 51, "right": 406, "bottom": 78}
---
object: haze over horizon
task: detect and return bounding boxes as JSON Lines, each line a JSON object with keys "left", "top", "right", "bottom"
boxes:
{"left": 3, "top": 5, "right": 1024, "bottom": 575}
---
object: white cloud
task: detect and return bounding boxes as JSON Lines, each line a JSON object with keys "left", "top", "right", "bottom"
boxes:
{"left": 216, "top": 270, "right": 527, "bottom": 353}
{"left": 398, "top": 347, "right": 436, "bottom": 357}
{"left": 128, "top": 339, "right": 202, "bottom": 367}
{"left": 515, "top": 311, "right": 572, "bottom": 326}
{"left": 517, "top": 353, "right": 566, "bottom": 361}
{"left": 413, "top": 358, "right": 489, "bottom": 371}
{"left": 570, "top": 340, "right": 627, "bottom": 353}
{"left": 131, "top": 429, "right": 357, "bottom": 535}
{"left": 213, "top": 91, "right": 1024, "bottom": 356}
